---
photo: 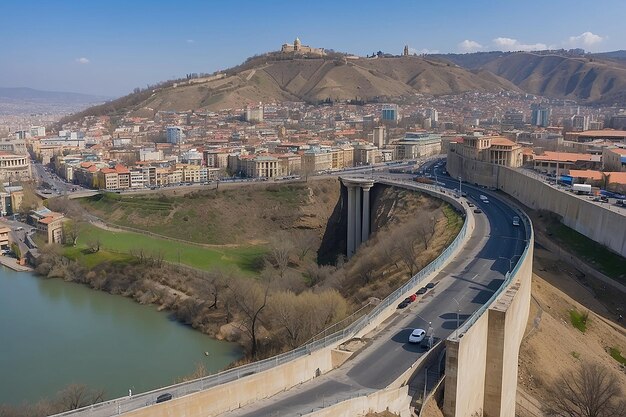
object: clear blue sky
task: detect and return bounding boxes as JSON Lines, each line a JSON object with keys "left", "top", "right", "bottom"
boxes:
{"left": 2, "top": 0, "right": 624, "bottom": 97}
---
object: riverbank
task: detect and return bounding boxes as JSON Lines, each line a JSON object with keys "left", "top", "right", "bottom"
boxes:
{"left": 0, "top": 255, "right": 33, "bottom": 272}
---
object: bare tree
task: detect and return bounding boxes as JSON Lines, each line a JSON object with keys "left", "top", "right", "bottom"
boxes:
{"left": 55, "top": 384, "right": 105, "bottom": 411}
{"left": 227, "top": 274, "right": 273, "bottom": 357}
{"left": 294, "top": 230, "right": 318, "bottom": 261}
{"left": 268, "top": 235, "right": 292, "bottom": 279}
{"left": 543, "top": 362, "right": 625, "bottom": 417}
{"left": 396, "top": 232, "right": 420, "bottom": 276}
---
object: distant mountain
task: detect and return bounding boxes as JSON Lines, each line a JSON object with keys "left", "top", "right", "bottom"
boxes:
{"left": 0, "top": 87, "right": 110, "bottom": 104}
{"left": 62, "top": 53, "right": 518, "bottom": 121}
{"left": 432, "top": 51, "right": 626, "bottom": 105}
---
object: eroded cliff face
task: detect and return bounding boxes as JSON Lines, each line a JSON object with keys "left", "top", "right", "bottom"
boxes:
{"left": 317, "top": 183, "right": 443, "bottom": 265}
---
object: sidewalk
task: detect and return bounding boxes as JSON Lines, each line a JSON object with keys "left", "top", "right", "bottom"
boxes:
{"left": 0, "top": 255, "right": 33, "bottom": 272}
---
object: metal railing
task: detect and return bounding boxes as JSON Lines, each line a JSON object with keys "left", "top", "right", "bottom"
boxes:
{"left": 51, "top": 180, "right": 469, "bottom": 417}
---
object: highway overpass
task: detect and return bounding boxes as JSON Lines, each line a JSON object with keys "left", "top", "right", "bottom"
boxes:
{"left": 50, "top": 161, "right": 532, "bottom": 417}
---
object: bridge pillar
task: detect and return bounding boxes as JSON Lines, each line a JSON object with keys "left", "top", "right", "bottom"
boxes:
{"left": 346, "top": 184, "right": 356, "bottom": 258}
{"left": 340, "top": 177, "right": 375, "bottom": 258}
{"left": 355, "top": 186, "right": 362, "bottom": 249}
{"left": 361, "top": 185, "right": 372, "bottom": 242}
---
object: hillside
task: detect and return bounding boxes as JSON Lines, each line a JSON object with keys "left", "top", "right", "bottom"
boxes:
{"left": 481, "top": 52, "right": 626, "bottom": 104}
{"left": 62, "top": 54, "right": 518, "bottom": 120}
{"left": 435, "top": 50, "right": 626, "bottom": 105}
{"left": 516, "top": 247, "right": 626, "bottom": 416}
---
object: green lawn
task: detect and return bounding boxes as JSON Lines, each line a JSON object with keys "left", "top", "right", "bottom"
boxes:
{"left": 548, "top": 222, "right": 626, "bottom": 283}
{"left": 569, "top": 309, "right": 589, "bottom": 333}
{"left": 70, "top": 223, "right": 266, "bottom": 274}
{"left": 609, "top": 347, "right": 626, "bottom": 365}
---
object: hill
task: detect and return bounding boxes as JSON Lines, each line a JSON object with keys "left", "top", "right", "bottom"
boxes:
{"left": 433, "top": 50, "right": 626, "bottom": 105}
{"left": 61, "top": 54, "right": 518, "bottom": 120}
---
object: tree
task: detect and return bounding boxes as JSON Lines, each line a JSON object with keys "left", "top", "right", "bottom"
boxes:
{"left": 86, "top": 238, "right": 101, "bottom": 253}
{"left": 17, "top": 181, "right": 41, "bottom": 214}
{"left": 227, "top": 274, "right": 273, "bottom": 357}
{"left": 268, "top": 235, "right": 292, "bottom": 279}
{"left": 63, "top": 220, "right": 81, "bottom": 246}
{"left": 543, "top": 362, "right": 625, "bottom": 417}
{"left": 55, "top": 383, "right": 104, "bottom": 411}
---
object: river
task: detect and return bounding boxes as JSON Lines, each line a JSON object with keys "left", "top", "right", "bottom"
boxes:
{"left": 0, "top": 266, "right": 242, "bottom": 406}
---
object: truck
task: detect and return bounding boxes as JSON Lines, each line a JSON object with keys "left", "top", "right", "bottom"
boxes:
{"left": 572, "top": 183, "right": 592, "bottom": 195}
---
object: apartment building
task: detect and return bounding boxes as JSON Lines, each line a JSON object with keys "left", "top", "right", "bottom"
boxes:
{"left": 395, "top": 133, "right": 442, "bottom": 160}
{"left": 602, "top": 147, "right": 626, "bottom": 172}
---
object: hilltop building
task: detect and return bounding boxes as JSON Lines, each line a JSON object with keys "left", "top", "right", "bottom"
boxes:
{"left": 403, "top": 45, "right": 409, "bottom": 56}
{"left": 281, "top": 37, "right": 325, "bottom": 56}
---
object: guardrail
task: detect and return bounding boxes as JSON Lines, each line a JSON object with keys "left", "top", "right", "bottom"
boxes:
{"left": 51, "top": 179, "right": 469, "bottom": 417}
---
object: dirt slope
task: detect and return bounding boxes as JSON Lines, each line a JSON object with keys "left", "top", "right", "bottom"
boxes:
{"left": 516, "top": 248, "right": 626, "bottom": 415}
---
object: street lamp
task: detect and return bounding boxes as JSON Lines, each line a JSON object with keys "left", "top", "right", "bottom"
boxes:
{"left": 458, "top": 176, "right": 462, "bottom": 195}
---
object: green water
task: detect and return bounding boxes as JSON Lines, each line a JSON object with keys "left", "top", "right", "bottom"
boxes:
{"left": 0, "top": 267, "right": 242, "bottom": 406}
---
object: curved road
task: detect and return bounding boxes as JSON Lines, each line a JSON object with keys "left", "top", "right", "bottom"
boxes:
{"left": 224, "top": 159, "right": 527, "bottom": 416}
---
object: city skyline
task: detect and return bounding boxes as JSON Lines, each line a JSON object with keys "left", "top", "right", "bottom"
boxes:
{"left": 2, "top": 0, "right": 625, "bottom": 96}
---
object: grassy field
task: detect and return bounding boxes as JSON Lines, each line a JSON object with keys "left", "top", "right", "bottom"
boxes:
{"left": 547, "top": 222, "right": 625, "bottom": 283}
{"left": 78, "top": 184, "right": 312, "bottom": 245}
{"left": 68, "top": 223, "right": 266, "bottom": 274}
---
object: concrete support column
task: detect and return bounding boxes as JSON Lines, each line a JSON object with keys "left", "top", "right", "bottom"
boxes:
{"left": 355, "top": 186, "right": 362, "bottom": 249}
{"left": 346, "top": 185, "right": 356, "bottom": 258}
{"left": 362, "top": 186, "right": 371, "bottom": 242}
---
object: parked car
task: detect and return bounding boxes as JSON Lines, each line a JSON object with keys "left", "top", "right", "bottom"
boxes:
{"left": 416, "top": 287, "right": 427, "bottom": 295}
{"left": 408, "top": 328, "right": 426, "bottom": 344}
{"left": 426, "top": 282, "right": 436, "bottom": 289}
{"left": 474, "top": 208, "right": 482, "bottom": 214}
{"left": 397, "top": 300, "right": 409, "bottom": 309}
{"left": 467, "top": 202, "right": 474, "bottom": 207}
{"left": 156, "top": 393, "right": 172, "bottom": 403}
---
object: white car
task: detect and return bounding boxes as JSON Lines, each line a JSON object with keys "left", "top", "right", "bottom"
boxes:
{"left": 408, "top": 328, "right": 426, "bottom": 344}
{"left": 512, "top": 216, "right": 520, "bottom": 226}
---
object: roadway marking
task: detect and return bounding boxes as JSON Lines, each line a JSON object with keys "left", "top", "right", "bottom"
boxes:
{"left": 471, "top": 274, "right": 479, "bottom": 281}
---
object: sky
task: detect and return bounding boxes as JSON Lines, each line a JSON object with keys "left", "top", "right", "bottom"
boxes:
{"left": 2, "top": 0, "right": 625, "bottom": 97}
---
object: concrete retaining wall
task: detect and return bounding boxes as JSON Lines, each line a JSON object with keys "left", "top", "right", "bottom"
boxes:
{"left": 443, "top": 311, "right": 490, "bottom": 416}
{"left": 123, "top": 346, "right": 341, "bottom": 417}
{"left": 447, "top": 152, "right": 626, "bottom": 257}
{"left": 302, "top": 386, "right": 412, "bottom": 417}
{"left": 443, "top": 244, "right": 533, "bottom": 417}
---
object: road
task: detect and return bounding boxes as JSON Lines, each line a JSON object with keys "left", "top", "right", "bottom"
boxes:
{"left": 224, "top": 158, "right": 527, "bottom": 416}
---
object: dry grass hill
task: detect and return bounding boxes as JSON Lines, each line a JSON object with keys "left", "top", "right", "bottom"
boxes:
{"left": 128, "top": 55, "right": 519, "bottom": 116}
{"left": 63, "top": 49, "right": 626, "bottom": 122}
{"left": 482, "top": 52, "right": 626, "bottom": 105}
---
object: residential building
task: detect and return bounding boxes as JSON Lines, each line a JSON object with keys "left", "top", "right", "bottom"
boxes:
{"left": 372, "top": 126, "right": 385, "bottom": 148}
{"left": 29, "top": 208, "right": 65, "bottom": 244}
{"left": 602, "top": 147, "right": 626, "bottom": 172}
{"left": 395, "top": 132, "right": 442, "bottom": 160}
{"left": 381, "top": 104, "right": 399, "bottom": 122}
{"left": 531, "top": 107, "right": 551, "bottom": 127}
{"left": 245, "top": 103, "right": 264, "bottom": 122}
{"left": 166, "top": 126, "right": 185, "bottom": 144}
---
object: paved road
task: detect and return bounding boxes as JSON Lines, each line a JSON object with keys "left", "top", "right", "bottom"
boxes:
{"left": 224, "top": 161, "right": 527, "bottom": 416}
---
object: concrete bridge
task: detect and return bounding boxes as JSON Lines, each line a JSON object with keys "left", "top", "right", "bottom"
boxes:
{"left": 50, "top": 173, "right": 533, "bottom": 417}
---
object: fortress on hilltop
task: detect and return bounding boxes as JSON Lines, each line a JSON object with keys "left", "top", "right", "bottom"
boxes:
{"left": 281, "top": 37, "right": 325, "bottom": 56}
